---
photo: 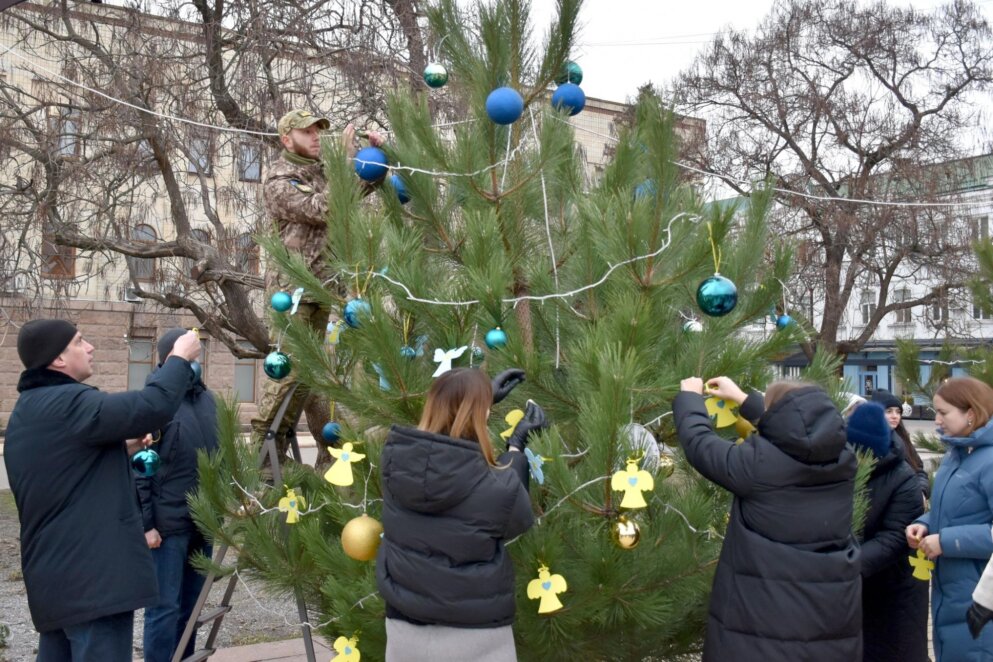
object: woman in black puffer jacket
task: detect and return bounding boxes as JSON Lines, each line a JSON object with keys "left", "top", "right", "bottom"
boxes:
{"left": 847, "top": 402, "right": 929, "bottom": 661}
{"left": 376, "top": 368, "right": 545, "bottom": 662}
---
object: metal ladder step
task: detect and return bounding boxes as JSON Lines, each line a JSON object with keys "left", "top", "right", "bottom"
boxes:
{"left": 196, "top": 605, "right": 231, "bottom": 626}
{"left": 180, "top": 649, "right": 215, "bottom": 662}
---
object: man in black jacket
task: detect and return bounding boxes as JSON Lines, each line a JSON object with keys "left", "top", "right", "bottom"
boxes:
{"left": 5, "top": 319, "right": 200, "bottom": 662}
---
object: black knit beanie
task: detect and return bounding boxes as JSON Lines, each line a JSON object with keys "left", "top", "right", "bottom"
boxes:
{"left": 157, "top": 328, "right": 187, "bottom": 365}
{"left": 17, "top": 319, "right": 78, "bottom": 369}
{"left": 871, "top": 389, "right": 903, "bottom": 411}
{"left": 847, "top": 402, "right": 892, "bottom": 459}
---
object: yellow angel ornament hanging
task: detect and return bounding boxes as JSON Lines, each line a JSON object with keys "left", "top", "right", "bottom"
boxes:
{"left": 611, "top": 455, "right": 655, "bottom": 509}
{"left": 527, "top": 564, "right": 568, "bottom": 614}
{"left": 324, "top": 442, "right": 366, "bottom": 487}
{"left": 277, "top": 487, "right": 306, "bottom": 524}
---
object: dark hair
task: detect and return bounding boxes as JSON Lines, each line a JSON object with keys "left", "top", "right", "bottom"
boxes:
{"left": 764, "top": 380, "right": 819, "bottom": 410}
{"left": 893, "top": 422, "right": 922, "bottom": 471}
{"left": 418, "top": 369, "right": 496, "bottom": 466}
{"left": 935, "top": 377, "right": 993, "bottom": 436}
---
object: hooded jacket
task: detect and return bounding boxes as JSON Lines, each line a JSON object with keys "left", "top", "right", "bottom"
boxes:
{"left": 376, "top": 426, "right": 533, "bottom": 628}
{"left": 915, "top": 417, "right": 993, "bottom": 661}
{"left": 136, "top": 366, "right": 217, "bottom": 536}
{"left": 5, "top": 359, "right": 194, "bottom": 632}
{"left": 974, "top": 531, "right": 993, "bottom": 609}
{"left": 672, "top": 387, "right": 861, "bottom": 662}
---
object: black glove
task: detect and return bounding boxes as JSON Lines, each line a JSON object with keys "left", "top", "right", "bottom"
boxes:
{"left": 492, "top": 368, "right": 526, "bottom": 405}
{"left": 967, "top": 602, "right": 993, "bottom": 639}
{"left": 507, "top": 401, "right": 547, "bottom": 451}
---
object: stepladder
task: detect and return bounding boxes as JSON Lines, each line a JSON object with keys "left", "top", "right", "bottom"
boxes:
{"left": 172, "top": 382, "right": 317, "bottom": 662}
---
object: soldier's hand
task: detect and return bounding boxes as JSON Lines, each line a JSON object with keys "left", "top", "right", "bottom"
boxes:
{"left": 342, "top": 123, "right": 358, "bottom": 159}
{"left": 366, "top": 130, "right": 385, "bottom": 147}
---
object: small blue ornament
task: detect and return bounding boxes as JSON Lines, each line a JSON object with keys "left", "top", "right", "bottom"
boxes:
{"left": 354, "top": 146, "right": 389, "bottom": 182}
{"left": 343, "top": 298, "right": 372, "bottom": 328}
{"left": 471, "top": 345, "right": 485, "bottom": 361}
{"left": 321, "top": 421, "right": 341, "bottom": 444}
{"left": 423, "top": 62, "right": 449, "bottom": 88}
{"left": 263, "top": 351, "right": 292, "bottom": 380}
{"left": 776, "top": 314, "right": 795, "bottom": 329}
{"left": 132, "top": 448, "right": 160, "bottom": 477}
{"left": 485, "top": 326, "right": 508, "bottom": 349}
{"left": 555, "top": 61, "right": 583, "bottom": 85}
{"left": 634, "top": 180, "right": 657, "bottom": 201}
{"left": 270, "top": 291, "right": 292, "bottom": 312}
{"left": 190, "top": 360, "right": 202, "bottom": 381}
{"left": 696, "top": 275, "right": 738, "bottom": 317}
{"left": 551, "top": 83, "right": 586, "bottom": 116}
{"left": 400, "top": 346, "right": 416, "bottom": 358}
{"left": 485, "top": 87, "right": 524, "bottom": 125}
{"left": 390, "top": 174, "right": 410, "bottom": 204}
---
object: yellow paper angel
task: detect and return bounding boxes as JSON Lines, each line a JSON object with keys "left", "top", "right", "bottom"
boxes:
{"left": 527, "top": 565, "right": 567, "bottom": 614}
{"left": 705, "top": 396, "right": 739, "bottom": 428}
{"left": 324, "top": 442, "right": 366, "bottom": 487}
{"left": 500, "top": 409, "right": 525, "bottom": 440}
{"left": 277, "top": 487, "right": 305, "bottom": 524}
{"left": 332, "top": 635, "right": 361, "bottom": 662}
{"left": 909, "top": 549, "right": 934, "bottom": 581}
{"left": 611, "top": 459, "right": 655, "bottom": 509}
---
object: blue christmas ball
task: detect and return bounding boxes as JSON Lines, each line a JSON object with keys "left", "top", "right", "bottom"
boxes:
{"left": 270, "top": 291, "right": 292, "bottom": 312}
{"left": 132, "top": 448, "right": 160, "bottom": 477}
{"left": 263, "top": 351, "right": 292, "bottom": 380}
{"left": 485, "top": 87, "right": 524, "bottom": 125}
{"left": 400, "top": 346, "right": 417, "bottom": 358}
{"left": 776, "top": 314, "right": 795, "bottom": 329}
{"left": 696, "top": 275, "right": 738, "bottom": 317}
{"left": 551, "top": 83, "right": 586, "bottom": 116}
{"left": 390, "top": 174, "right": 410, "bottom": 204}
{"left": 344, "top": 298, "right": 372, "bottom": 328}
{"left": 555, "top": 61, "right": 584, "bottom": 85}
{"left": 321, "top": 421, "right": 341, "bottom": 444}
{"left": 354, "top": 146, "right": 389, "bottom": 182}
{"left": 634, "top": 179, "right": 657, "bottom": 200}
{"left": 423, "top": 62, "right": 449, "bottom": 88}
{"left": 190, "top": 360, "right": 202, "bottom": 381}
{"left": 485, "top": 326, "right": 508, "bottom": 349}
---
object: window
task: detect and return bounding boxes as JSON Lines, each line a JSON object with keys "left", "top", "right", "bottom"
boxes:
{"left": 198, "top": 337, "right": 209, "bottom": 380}
{"left": 130, "top": 224, "right": 157, "bottom": 281}
{"left": 892, "top": 288, "right": 913, "bottom": 324}
{"left": 50, "top": 109, "right": 80, "bottom": 157}
{"left": 233, "top": 232, "right": 259, "bottom": 275}
{"left": 187, "top": 137, "right": 211, "bottom": 175}
{"left": 973, "top": 216, "right": 990, "bottom": 242}
{"left": 188, "top": 228, "right": 210, "bottom": 277}
{"left": 238, "top": 143, "right": 261, "bottom": 182}
{"left": 860, "top": 290, "right": 876, "bottom": 326}
{"left": 40, "top": 224, "right": 75, "bottom": 279}
{"left": 234, "top": 341, "right": 257, "bottom": 403}
{"left": 931, "top": 296, "right": 949, "bottom": 323}
{"left": 127, "top": 337, "right": 155, "bottom": 390}
{"left": 974, "top": 298, "right": 992, "bottom": 320}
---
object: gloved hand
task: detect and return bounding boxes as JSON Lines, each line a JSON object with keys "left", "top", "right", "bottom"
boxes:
{"left": 491, "top": 368, "right": 526, "bottom": 405}
{"left": 967, "top": 602, "right": 993, "bottom": 639}
{"left": 507, "top": 401, "right": 547, "bottom": 451}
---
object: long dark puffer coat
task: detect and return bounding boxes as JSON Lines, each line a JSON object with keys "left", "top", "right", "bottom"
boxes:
{"left": 672, "top": 387, "right": 861, "bottom": 662}
{"left": 376, "top": 425, "right": 533, "bottom": 628}
{"left": 860, "top": 440, "right": 929, "bottom": 661}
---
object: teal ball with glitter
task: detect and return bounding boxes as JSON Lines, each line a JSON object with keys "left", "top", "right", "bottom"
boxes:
{"left": 696, "top": 275, "right": 738, "bottom": 317}
{"left": 485, "top": 327, "right": 508, "bottom": 349}
{"left": 270, "top": 291, "right": 292, "bottom": 312}
{"left": 344, "top": 298, "right": 372, "bottom": 328}
{"left": 555, "top": 61, "right": 583, "bottom": 85}
{"left": 321, "top": 422, "right": 341, "bottom": 444}
{"left": 776, "top": 314, "right": 795, "bottom": 329}
{"left": 423, "top": 62, "right": 449, "bottom": 88}
{"left": 263, "top": 351, "right": 292, "bottom": 380}
{"left": 132, "top": 448, "right": 160, "bottom": 477}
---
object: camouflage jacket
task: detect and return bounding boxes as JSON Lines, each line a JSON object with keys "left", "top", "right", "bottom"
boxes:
{"left": 262, "top": 151, "right": 329, "bottom": 286}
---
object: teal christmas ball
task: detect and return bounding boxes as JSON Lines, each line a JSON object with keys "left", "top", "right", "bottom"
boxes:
{"left": 344, "top": 298, "right": 372, "bottom": 328}
{"left": 776, "top": 314, "right": 795, "bottom": 329}
{"left": 263, "top": 351, "right": 292, "bottom": 380}
{"left": 190, "top": 360, "right": 202, "bottom": 381}
{"left": 485, "top": 327, "right": 508, "bottom": 349}
{"left": 551, "top": 83, "right": 586, "bottom": 116}
{"left": 390, "top": 174, "right": 410, "bottom": 204}
{"left": 423, "top": 62, "right": 449, "bottom": 88}
{"left": 555, "top": 61, "right": 583, "bottom": 85}
{"left": 354, "top": 146, "right": 389, "bottom": 182}
{"left": 270, "top": 291, "right": 292, "bottom": 312}
{"left": 696, "top": 275, "right": 738, "bottom": 317}
{"left": 132, "top": 448, "right": 160, "bottom": 477}
{"left": 321, "top": 421, "right": 341, "bottom": 444}
{"left": 400, "top": 346, "right": 417, "bottom": 358}
{"left": 485, "top": 87, "right": 524, "bottom": 125}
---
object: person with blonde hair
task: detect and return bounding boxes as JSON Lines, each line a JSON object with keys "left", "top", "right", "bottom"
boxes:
{"left": 905, "top": 376, "right": 993, "bottom": 660}
{"left": 376, "top": 368, "right": 543, "bottom": 661}
{"left": 672, "top": 376, "right": 861, "bottom": 661}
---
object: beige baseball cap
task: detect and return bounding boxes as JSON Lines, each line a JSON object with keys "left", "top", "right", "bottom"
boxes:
{"left": 277, "top": 110, "right": 331, "bottom": 137}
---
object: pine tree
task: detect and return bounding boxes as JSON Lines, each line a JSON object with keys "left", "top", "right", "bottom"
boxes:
{"left": 190, "top": 0, "right": 803, "bottom": 658}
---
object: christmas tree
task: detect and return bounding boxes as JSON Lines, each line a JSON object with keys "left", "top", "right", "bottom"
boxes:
{"left": 191, "top": 0, "right": 802, "bottom": 658}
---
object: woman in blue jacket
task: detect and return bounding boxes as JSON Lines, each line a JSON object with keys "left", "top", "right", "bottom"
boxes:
{"left": 906, "top": 376, "right": 993, "bottom": 661}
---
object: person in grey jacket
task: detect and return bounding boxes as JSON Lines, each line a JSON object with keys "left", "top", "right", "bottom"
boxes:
{"left": 5, "top": 319, "right": 200, "bottom": 662}
{"left": 376, "top": 368, "right": 542, "bottom": 662}
{"left": 673, "top": 376, "right": 861, "bottom": 662}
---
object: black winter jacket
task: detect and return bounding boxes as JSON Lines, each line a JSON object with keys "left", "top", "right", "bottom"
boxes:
{"left": 136, "top": 368, "right": 217, "bottom": 536}
{"left": 376, "top": 426, "right": 533, "bottom": 628}
{"left": 673, "top": 388, "right": 862, "bottom": 662}
{"left": 860, "top": 441, "right": 929, "bottom": 662}
{"left": 5, "top": 359, "right": 194, "bottom": 632}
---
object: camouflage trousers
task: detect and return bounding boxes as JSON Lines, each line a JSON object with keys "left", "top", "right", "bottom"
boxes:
{"left": 250, "top": 301, "right": 330, "bottom": 453}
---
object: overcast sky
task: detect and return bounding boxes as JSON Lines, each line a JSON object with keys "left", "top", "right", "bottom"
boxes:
{"left": 526, "top": 0, "right": 993, "bottom": 103}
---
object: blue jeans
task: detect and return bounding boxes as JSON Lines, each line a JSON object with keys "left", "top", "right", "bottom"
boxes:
{"left": 143, "top": 530, "right": 211, "bottom": 662}
{"left": 37, "top": 611, "right": 134, "bottom": 662}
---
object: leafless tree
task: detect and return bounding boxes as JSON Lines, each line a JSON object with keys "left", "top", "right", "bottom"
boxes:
{"left": 673, "top": 0, "right": 993, "bottom": 359}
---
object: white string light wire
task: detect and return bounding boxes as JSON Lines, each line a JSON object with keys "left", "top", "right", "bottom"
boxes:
{"left": 528, "top": 106, "right": 562, "bottom": 368}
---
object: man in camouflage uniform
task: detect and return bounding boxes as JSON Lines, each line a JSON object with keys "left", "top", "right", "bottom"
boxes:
{"left": 251, "top": 109, "right": 383, "bottom": 451}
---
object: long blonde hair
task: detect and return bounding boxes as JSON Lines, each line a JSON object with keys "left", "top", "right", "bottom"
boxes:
{"left": 418, "top": 368, "right": 497, "bottom": 466}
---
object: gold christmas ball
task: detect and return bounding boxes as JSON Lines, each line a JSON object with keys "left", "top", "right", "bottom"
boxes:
{"left": 341, "top": 514, "right": 383, "bottom": 561}
{"left": 612, "top": 517, "right": 641, "bottom": 550}
{"left": 657, "top": 454, "right": 675, "bottom": 479}
{"left": 734, "top": 416, "right": 756, "bottom": 440}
